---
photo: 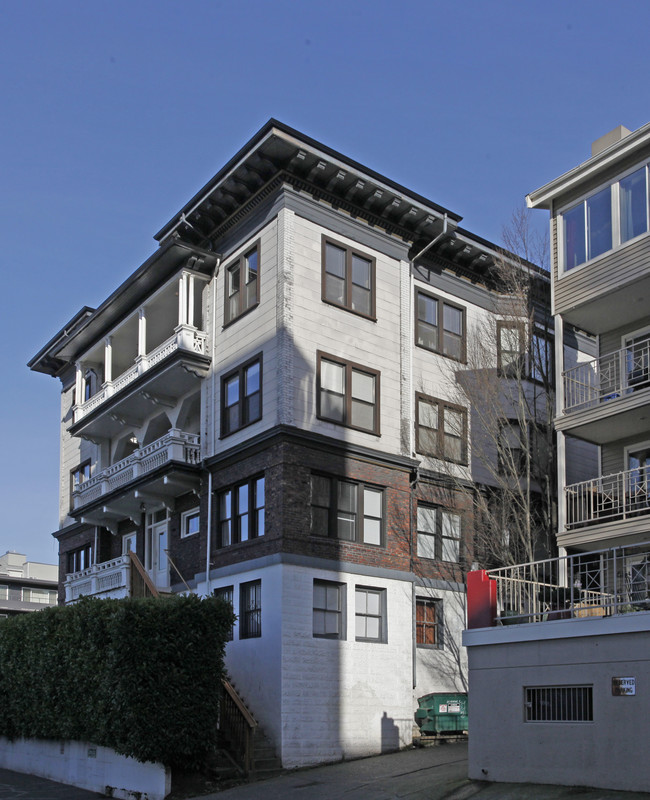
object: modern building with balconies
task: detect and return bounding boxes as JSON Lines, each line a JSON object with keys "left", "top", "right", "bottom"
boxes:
{"left": 30, "top": 120, "right": 554, "bottom": 769}
{"left": 0, "top": 552, "right": 58, "bottom": 617}
{"left": 463, "top": 123, "right": 650, "bottom": 794}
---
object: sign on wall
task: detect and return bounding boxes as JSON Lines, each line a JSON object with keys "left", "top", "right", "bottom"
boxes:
{"left": 612, "top": 677, "right": 636, "bottom": 696}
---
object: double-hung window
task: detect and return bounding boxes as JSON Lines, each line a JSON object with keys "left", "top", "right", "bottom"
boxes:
{"left": 240, "top": 580, "right": 261, "bottom": 639}
{"left": 218, "top": 477, "right": 265, "bottom": 547}
{"left": 317, "top": 352, "right": 379, "bottom": 434}
{"left": 415, "top": 394, "right": 467, "bottom": 464}
{"left": 355, "top": 586, "right": 386, "bottom": 642}
{"left": 310, "top": 474, "right": 383, "bottom": 545}
{"left": 415, "top": 290, "right": 465, "bottom": 362}
{"left": 313, "top": 580, "right": 345, "bottom": 639}
{"left": 322, "top": 237, "right": 375, "bottom": 319}
{"left": 416, "top": 597, "right": 443, "bottom": 648}
{"left": 70, "top": 461, "right": 91, "bottom": 510}
{"left": 221, "top": 355, "right": 262, "bottom": 436}
{"left": 224, "top": 243, "right": 260, "bottom": 324}
{"left": 497, "top": 321, "right": 526, "bottom": 375}
{"left": 417, "top": 505, "right": 461, "bottom": 562}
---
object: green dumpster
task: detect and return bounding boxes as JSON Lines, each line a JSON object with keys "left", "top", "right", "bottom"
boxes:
{"left": 415, "top": 692, "right": 468, "bottom": 735}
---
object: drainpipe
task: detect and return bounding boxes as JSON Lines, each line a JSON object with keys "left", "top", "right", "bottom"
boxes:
{"left": 411, "top": 214, "right": 449, "bottom": 263}
{"left": 206, "top": 471, "right": 213, "bottom": 595}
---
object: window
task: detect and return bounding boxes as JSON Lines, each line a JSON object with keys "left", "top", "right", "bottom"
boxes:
{"left": 224, "top": 243, "right": 259, "bottom": 324}
{"left": 23, "top": 588, "right": 57, "bottom": 605}
{"left": 313, "top": 580, "right": 345, "bottom": 639}
{"left": 416, "top": 597, "right": 443, "bottom": 648}
{"left": 70, "top": 461, "right": 91, "bottom": 509}
{"left": 213, "top": 585, "right": 234, "bottom": 641}
{"left": 417, "top": 505, "right": 461, "bottom": 562}
{"left": 322, "top": 237, "right": 375, "bottom": 319}
{"left": 415, "top": 394, "right": 467, "bottom": 464}
{"left": 497, "top": 321, "right": 526, "bottom": 375}
{"left": 317, "top": 352, "right": 379, "bottom": 434}
{"left": 561, "top": 164, "right": 650, "bottom": 272}
{"left": 122, "top": 532, "right": 137, "bottom": 555}
{"left": 0, "top": 585, "right": 7, "bottom": 600}
{"left": 221, "top": 355, "right": 262, "bottom": 436}
{"left": 181, "top": 508, "right": 200, "bottom": 538}
{"left": 415, "top": 290, "right": 465, "bottom": 362}
{"left": 67, "top": 544, "right": 91, "bottom": 574}
{"left": 310, "top": 474, "right": 383, "bottom": 545}
{"left": 355, "top": 586, "right": 386, "bottom": 642}
{"left": 218, "top": 477, "right": 265, "bottom": 547}
{"left": 499, "top": 420, "right": 525, "bottom": 474}
{"left": 524, "top": 686, "right": 593, "bottom": 723}
{"left": 240, "top": 580, "right": 261, "bottom": 639}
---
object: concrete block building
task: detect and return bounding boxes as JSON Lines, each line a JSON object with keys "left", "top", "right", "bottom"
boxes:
{"left": 30, "top": 121, "right": 550, "bottom": 767}
{"left": 0, "top": 552, "right": 58, "bottom": 617}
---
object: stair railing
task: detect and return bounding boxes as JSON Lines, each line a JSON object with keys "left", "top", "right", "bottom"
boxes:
{"left": 220, "top": 678, "right": 257, "bottom": 777}
{"left": 128, "top": 551, "right": 160, "bottom": 598}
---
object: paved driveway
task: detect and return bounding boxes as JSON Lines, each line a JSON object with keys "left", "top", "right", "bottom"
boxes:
{"left": 0, "top": 768, "right": 104, "bottom": 799}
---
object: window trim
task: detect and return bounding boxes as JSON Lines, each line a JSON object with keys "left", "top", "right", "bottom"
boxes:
{"left": 310, "top": 473, "right": 385, "bottom": 546}
{"left": 558, "top": 161, "right": 650, "bottom": 276}
{"left": 321, "top": 236, "right": 377, "bottom": 321}
{"left": 416, "top": 504, "right": 462, "bottom": 563}
{"left": 415, "top": 288, "right": 467, "bottom": 363}
{"left": 70, "top": 461, "right": 91, "bottom": 511}
{"left": 354, "top": 585, "right": 387, "bottom": 643}
{"left": 223, "top": 241, "right": 261, "bottom": 326}
{"left": 415, "top": 393, "right": 468, "bottom": 465}
{"left": 415, "top": 596, "right": 444, "bottom": 649}
{"left": 316, "top": 351, "right": 380, "bottom": 435}
{"left": 216, "top": 475, "right": 265, "bottom": 548}
{"left": 181, "top": 507, "right": 200, "bottom": 538}
{"left": 240, "top": 579, "right": 261, "bottom": 639}
{"left": 313, "top": 579, "right": 346, "bottom": 640}
{"left": 220, "top": 354, "right": 263, "bottom": 438}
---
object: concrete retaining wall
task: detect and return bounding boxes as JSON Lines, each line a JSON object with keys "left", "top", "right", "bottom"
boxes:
{"left": 0, "top": 737, "right": 170, "bottom": 799}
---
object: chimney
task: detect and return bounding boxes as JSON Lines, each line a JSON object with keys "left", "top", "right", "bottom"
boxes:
{"left": 591, "top": 125, "right": 632, "bottom": 157}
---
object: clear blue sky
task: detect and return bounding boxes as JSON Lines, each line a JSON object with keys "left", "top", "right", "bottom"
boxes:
{"left": 2, "top": 0, "right": 649, "bottom": 563}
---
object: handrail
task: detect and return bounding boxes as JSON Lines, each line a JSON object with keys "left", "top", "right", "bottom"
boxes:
{"left": 222, "top": 679, "right": 257, "bottom": 729}
{"left": 164, "top": 550, "right": 192, "bottom": 593}
{"left": 128, "top": 551, "right": 160, "bottom": 598}
{"left": 219, "top": 678, "right": 257, "bottom": 777}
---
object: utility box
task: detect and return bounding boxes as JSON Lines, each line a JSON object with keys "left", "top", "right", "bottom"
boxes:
{"left": 415, "top": 692, "right": 468, "bottom": 735}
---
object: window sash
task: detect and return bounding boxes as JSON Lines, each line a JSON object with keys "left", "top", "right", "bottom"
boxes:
{"left": 218, "top": 477, "right": 265, "bottom": 547}
{"left": 355, "top": 587, "right": 384, "bottom": 642}
{"left": 417, "top": 505, "right": 461, "bottom": 562}
{"left": 313, "top": 580, "right": 344, "bottom": 639}
{"left": 311, "top": 474, "right": 383, "bottom": 546}
{"left": 322, "top": 238, "right": 375, "bottom": 318}
{"left": 224, "top": 244, "right": 260, "bottom": 323}
{"left": 416, "top": 597, "right": 442, "bottom": 647}
{"left": 221, "top": 356, "right": 262, "bottom": 436}
{"left": 318, "top": 353, "right": 379, "bottom": 434}
{"left": 416, "top": 291, "right": 465, "bottom": 362}
{"left": 213, "top": 585, "right": 234, "bottom": 640}
{"left": 240, "top": 581, "right": 261, "bottom": 639}
{"left": 416, "top": 394, "right": 467, "bottom": 464}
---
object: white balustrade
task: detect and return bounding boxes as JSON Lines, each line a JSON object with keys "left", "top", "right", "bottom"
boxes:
{"left": 65, "top": 555, "right": 131, "bottom": 603}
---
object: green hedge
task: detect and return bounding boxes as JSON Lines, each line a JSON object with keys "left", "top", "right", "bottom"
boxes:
{"left": 0, "top": 594, "right": 235, "bottom": 769}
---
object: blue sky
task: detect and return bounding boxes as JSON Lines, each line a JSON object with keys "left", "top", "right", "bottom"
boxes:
{"left": 2, "top": 0, "right": 650, "bottom": 563}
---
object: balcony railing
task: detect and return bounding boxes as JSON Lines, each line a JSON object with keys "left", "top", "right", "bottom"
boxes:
{"left": 64, "top": 555, "right": 130, "bottom": 603}
{"left": 73, "top": 325, "right": 207, "bottom": 424}
{"left": 484, "top": 541, "right": 650, "bottom": 626}
{"left": 73, "top": 430, "right": 200, "bottom": 509}
{"left": 563, "top": 338, "right": 650, "bottom": 413}
{"left": 565, "top": 467, "right": 650, "bottom": 528}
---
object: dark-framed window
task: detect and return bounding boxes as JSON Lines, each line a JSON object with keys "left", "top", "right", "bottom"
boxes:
{"left": 213, "top": 585, "right": 234, "bottom": 641}
{"left": 224, "top": 242, "right": 260, "bottom": 325}
{"left": 310, "top": 474, "right": 384, "bottom": 545}
{"left": 415, "top": 289, "right": 466, "bottom": 362}
{"left": 415, "top": 394, "right": 467, "bottom": 464}
{"left": 70, "top": 461, "right": 91, "bottom": 510}
{"left": 313, "top": 580, "right": 346, "bottom": 639}
{"left": 317, "top": 352, "right": 380, "bottom": 434}
{"left": 240, "top": 580, "right": 261, "bottom": 639}
{"left": 355, "top": 586, "right": 386, "bottom": 642}
{"left": 221, "top": 355, "right": 262, "bottom": 436}
{"left": 416, "top": 505, "right": 461, "bottom": 562}
{"left": 497, "top": 321, "right": 526, "bottom": 375}
{"left": 67, "top": 544, "right": 92, "bottom": 574}
{"left": 416, "top": 597, "right": 443, "bottom": 648}
{"left": 218, "top": 476, "right": 265, "bottom": 547}
{"left": 322, "top": 236, "right": 376, "bottom": 319}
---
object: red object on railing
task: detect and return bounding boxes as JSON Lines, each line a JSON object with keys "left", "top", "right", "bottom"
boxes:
{"left": 466, "top": 570, "right": 497, "bottom": 628}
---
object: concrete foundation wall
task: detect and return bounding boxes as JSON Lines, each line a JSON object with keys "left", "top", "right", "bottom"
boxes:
{"left": 0, "top": 737, "right": 170, "bottom": 800}
{"left": 463, "top": 613, "right": 650, "bottom": 793}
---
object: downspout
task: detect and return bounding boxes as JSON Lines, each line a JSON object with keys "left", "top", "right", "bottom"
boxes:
{"left": 205, "top": 256, "right": 222, "bottom": 596}
{"left": 411, "top": 213, "right": 449, "bottom": 263}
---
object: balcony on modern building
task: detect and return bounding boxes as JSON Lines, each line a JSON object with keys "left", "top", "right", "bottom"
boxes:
{"left": 70, "top": 268, "right": 211, "bottom": 442}
{"left": 558, "top": 338, "right": 650, "bottom": 443}
{"left": 72, "top": 429, "right": 201, "bottom": 533}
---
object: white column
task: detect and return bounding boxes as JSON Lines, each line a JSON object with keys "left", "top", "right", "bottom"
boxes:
{"left": 138, "top": 308, "right": 147, "bottom": 357}
{"left": 178, "top": 274, "right": 187, "bottom": 326}
{"left": 557, "top": 429, "right": 566, "bottom": 538}
{"left": 75, "top": 362, "right": 83, "bottom": 405}
{"left": 104, "top": 336, "right": 113, "bottom": 384}
{"left": 187, "top": 273, "right": 195, "bottom": 327}
{"left": 554, "top": 313, "right": 564, "bottom": 417}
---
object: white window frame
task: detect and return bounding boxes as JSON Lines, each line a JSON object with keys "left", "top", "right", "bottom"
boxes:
{"left": 354, "top": 585, "right": 387, "bottom": 643}
{"left": 181, "top": 507, "right": 200, "bottom": 538}
{"left": 558, "top": 160, "right": 650, "bottom": 277}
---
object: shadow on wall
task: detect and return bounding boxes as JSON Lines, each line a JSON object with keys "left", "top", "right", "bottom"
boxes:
{"left": 380, "top": 711, "right": 400, "bottom": 753}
